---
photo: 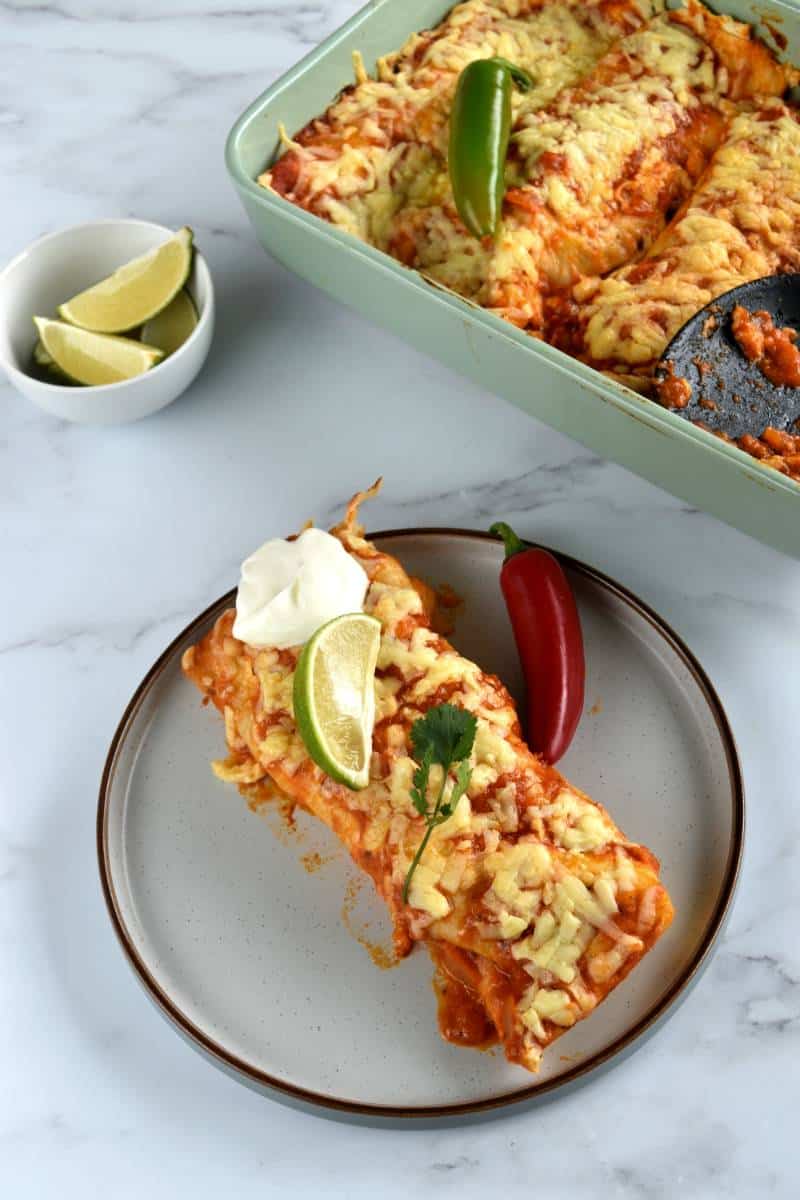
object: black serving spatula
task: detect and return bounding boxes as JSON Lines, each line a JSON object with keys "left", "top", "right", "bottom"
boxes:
{"left": 654, "top": 274, "right": 800, "bottom": 440}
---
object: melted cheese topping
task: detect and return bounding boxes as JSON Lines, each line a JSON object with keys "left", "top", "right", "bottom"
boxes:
{"left": 387, "top": 4, "right": 761, "bottom": 328}
{"left": 261, "top": 0, "right": 663, "bottom": 249}
{"left": 573, "top": 104, "right": 800, "bottom": 378}
{"left": 184, "top": 493, "right": 674, "bottom": 1073}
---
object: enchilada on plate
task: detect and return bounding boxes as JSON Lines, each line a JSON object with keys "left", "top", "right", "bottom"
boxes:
{"left": 183, "top": 487, "right": 674, "bottom": 1073}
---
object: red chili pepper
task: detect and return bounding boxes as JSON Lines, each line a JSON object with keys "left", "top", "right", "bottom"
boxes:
{"left": 489, "top": 522, "right": 585, "bottom": 764}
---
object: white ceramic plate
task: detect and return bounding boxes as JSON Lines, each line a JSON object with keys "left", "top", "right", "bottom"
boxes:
{"left": 98, "top": 531, "right": 743, "bottom": 1125}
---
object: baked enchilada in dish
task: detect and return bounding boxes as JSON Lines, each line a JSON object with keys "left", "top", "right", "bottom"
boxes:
{"left": 260, "top": 0, "right": 800, "bottom": 478}
{"left": 183, "top": 487, "right": 673, "bottom": 1073}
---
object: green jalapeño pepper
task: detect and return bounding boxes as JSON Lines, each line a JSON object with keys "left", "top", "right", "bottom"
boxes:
{"left": 448, "top": 57, "right": 533, "bottom": 240}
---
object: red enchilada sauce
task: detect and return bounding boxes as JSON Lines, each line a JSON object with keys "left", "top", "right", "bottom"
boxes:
{"left": 431, "top": 943, "right": 497, "bottom": 1048}
{"left": 731, "top": 304, "right": 800, "bottom": 388}
{"left": 656, "top": 359, "right": 693, "bottom": 408}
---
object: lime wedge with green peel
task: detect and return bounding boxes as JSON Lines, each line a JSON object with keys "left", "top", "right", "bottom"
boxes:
{"left": 34, "top": 316, "right": 164, "bottom": 386}
{"left": 33, "top": 339, "right": 54, "bottom": 367}
{"left": 57, "top": 227, "right": 193, "bottom": 333}
{"left": 293, "top": 613, "right": 381, "bottom": 790}
{"left": 32, "top": 338, "right": 71, "bottom": 383}
{"left": 141, "top": 288, "right": 198, "bottom": 356}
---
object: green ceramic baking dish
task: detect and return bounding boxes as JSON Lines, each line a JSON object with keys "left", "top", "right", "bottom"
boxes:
{"left": 226, "top": 0, "right": 800, "bottom": 557}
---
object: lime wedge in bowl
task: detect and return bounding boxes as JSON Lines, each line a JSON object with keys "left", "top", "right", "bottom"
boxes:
{"left": 293, "top": 613, "right": 381, "bottom": 790}
{"left": 33, "top": 339, "right": 54, "bottom": 367}
{"left": 141, "top": 288, "right": 198, "bottom": 356}
{"left": 32, "top": 338, "right": 71, "bottom": 383}
{"left": 34, "top": 316, "right": 163, "bottom": 386}
{"left": 58, "top": 227, "right": 193, "bottom": 333}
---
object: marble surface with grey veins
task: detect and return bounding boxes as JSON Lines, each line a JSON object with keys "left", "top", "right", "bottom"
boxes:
{"left": 2, "top": 1, "right": 799, "bottom": 1196}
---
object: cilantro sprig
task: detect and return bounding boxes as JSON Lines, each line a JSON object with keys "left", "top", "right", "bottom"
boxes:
{"left": 402, "top": 703, "right": 478, "bottom": 905}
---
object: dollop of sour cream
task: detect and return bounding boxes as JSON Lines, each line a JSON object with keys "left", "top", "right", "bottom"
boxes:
{"left": 232, "top": 527, "right": 369, "bottom": 649}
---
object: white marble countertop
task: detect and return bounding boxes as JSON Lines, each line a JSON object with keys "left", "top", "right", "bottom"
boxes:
{"left": 2, "top": 1, "right": 799, "bottom": 1195}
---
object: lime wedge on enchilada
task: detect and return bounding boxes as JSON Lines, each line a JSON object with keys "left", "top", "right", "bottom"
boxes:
{"left": 58, "top": 227, "right": 193, "bottom": 333}
{"left": 293, "top": 613, "right": 381, "bottom": 791}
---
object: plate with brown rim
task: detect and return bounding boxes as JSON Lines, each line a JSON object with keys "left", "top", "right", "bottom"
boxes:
{"left": 97, "top": 529, "right": 743, "bottom": 1126}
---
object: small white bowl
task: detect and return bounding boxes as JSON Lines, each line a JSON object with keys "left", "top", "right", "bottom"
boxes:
{"left": 0, "top": 219, "right": 214, "bottom": 424}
